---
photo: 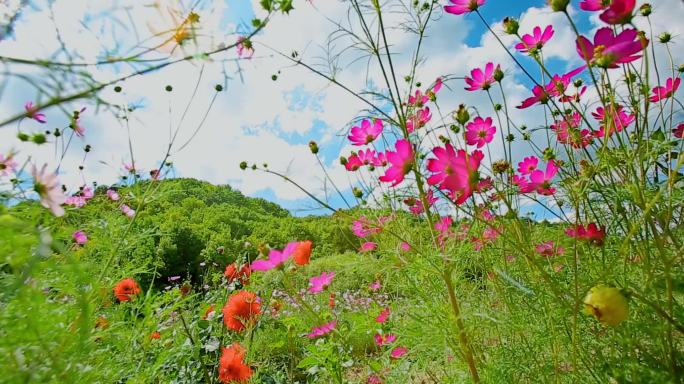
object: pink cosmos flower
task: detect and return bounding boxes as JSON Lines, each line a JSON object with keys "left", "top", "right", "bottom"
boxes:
{"left": 71, "top": 107, "right": 86, "bottom": 137}
{"left": 379, "top": 139, "right": 414, "bottom": 187}
{"left": 0, "top": 153, "right": 18, "bottom": 176}
{"left": 517, "top": 84, "right": 551, "bottom": 109}
{"left": 576, "top": 28, "right": 647, "bottom": 68}
{"left": 352, "top": 216, "right": 382, "bottom": 238}
{"left": 465, "top": 116, "right": 496, "bottom": 148}
{"left": 535, "top": 241, "right": 564, "bottom": 257}
{"left": 673, "top": 123, "right": 684, "bottom": 139}
{"left": 251, "top": 242, "right": 298, "bottom": 271}
{"left": 369, "top": 280, "right": 382, "bottom": 291}
{"left": 565, "top": 223, "right": 606, "bottom": 246}
{"left": 409, "top": 89, "right": 429, "bottom": 107}
{"left": 515, "top": 25, "right": 554, "bottom": 54}
{"left": 579, "top": 0, "right": 609, "bottom": 11}
{"left": 527, "top": 160, "right": 559, "bottom": 195}
{"left": 599, "top": 0, "right": 635, "bottom": 24}
{"left": 308, "top": 271, "right": 336, "bottom": 294}
{"left": 106, "top": 189, "right": 120, "bottom": 201}
{"left": 236, "top": 36, "right": 254, "bottom": 59}
{"left": 512, "top": 174, "right": 532, "bottom": 193}
{"left": 24, "top": 101, "right": 46, "bottom": 123}
{"left": 444, "top": 0, "right": 484, "bottom": 15}
{"left": 65, "top": 195, "right": 87, "bottom": 208}
{"left": 73, "top": 230, "right": 88, "bottom": 245}
{"left": 406, "top": 107, "right": 432, "bottom": 133}
{"left": 32, "top": 164, "right": 67, "bottom": 217}
{"left": 374, "top": 333, "right": 397, "bottom": 346}
{"left": 123, "top": 163, "right": 136, "bottom": 173}
{"left": 121, "top": 204, "right": 136, "bottom": 218}
{"left": 592, "top": 105, "right": 634, "bottom": 138}
{"left": 552, "top": 113, "right": 595, "bottom": 149}
{"left": 390, "top": 346, "right": 408, "bottom": 359}
{"left": 426, "top": 144, "right": 484, "bottom": 205}
{"left": 345, "top": 154, "right": 363, "bottom": 171}
{"left": 306, "top": 320, "right": 337, "bottom": 338}
{"left": 404, "top": 190, "right": 437, "bottom": 215}
{"left": 367, "top": 375, "right": 384, "bottom": 384}
{"left": 517, "top": 156, "right": 538, "bottom": 175}
{"left": 375, "top": 307, "right": 390, "bottom": 323}
{"left": 82, "top": 187, "right": 94, "bottom": 199}
{"left": 649, "top": 77, "right": 681, "bottom": 103}
{"left": 464, "top": 62, "right": 499, "bottom": 91}
{"left": 399, "top": 242, "right": 411, "bottom": 252}
{"left": 372, "top": 152, "right": 388, "bottom": 167}
{"left": 360, "top": 242, "right": 377, "bottom": 252}
{"left": 348, "top": 119, "right": 383, "bottom": 146}
{"left": 518, "top": 66, "right": 585, "bottom": 109}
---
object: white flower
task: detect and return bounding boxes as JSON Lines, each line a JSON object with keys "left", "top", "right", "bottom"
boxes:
{"left": 32, "top": 164, "right": 67, "bottom": 217}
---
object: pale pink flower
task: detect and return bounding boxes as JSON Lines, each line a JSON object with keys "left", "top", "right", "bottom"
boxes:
{"left": 65, "top": 196, "right": 87, "bottom": 208}
{"left": 251, "top": 242, "right": 298, "bottom": 271}
{"left": 306, "top": 320, "right": 337, "bottom": 338}
{"left": 32, "top": 164, "right": 66, "bottom": 217}
{"left": 120, "top": 204, "right": 136, "bottom": 218}
{"left": 515, "top": 25, "right": 554, "bottom": 54}
{"left": 444, "top": 0, "right": 485, "bottom": 15}
{"left": 0, "top": 153, "right": 18, "bottom": 176}
{"left": 236, "top": 36, "right": 254, "bottom": 58}
{"left": 650, "top": 77, "right": 680, "bottom": 103}
{"left": 379, "top": 139, "right": 414, "bottom": 187}
{"left": 464, "top": 62, "right": 498, "bottom": 91}
{"left": 406, "top": 107, "right": 432, "bottom": 133}
{"left": 24, "top": 101, "right": 46, "bottom": 123}
{"left": 465, "top": 116, "right": 496, "bottom": 148}
{"left": 308, "top": 271, "right": 336, "bottom": 294}
{"left": 369, "top": 280, "right": 382, "bottom": 291}
{"left": 360, "top": 242, "right": 377, "bottom": 252}
{"left": 348, "top": 119, "right": 383, "bottom": 146}
{"left": 73, "top": 230, "right": 88, "bottom": 245}
{"left": 390, "top": 346, "right": 408, "bottom": 359}
{"left": 535, "top": 241, "right": 564, "bottom": 257}
{"left": 71, "top": 107, "right": 86, "bottom": 137}
{"left": 399, "top": 242, "right": 411, "bottom": 252}
{"left": 375, "top": 307, "right": 390, "bottom": 323}
{"left": 106, "top": 189, "right": 121, "bottom": 201}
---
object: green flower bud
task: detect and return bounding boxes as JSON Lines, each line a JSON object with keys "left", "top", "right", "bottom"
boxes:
{"left": 455, "top": 104, "right": 470, "bottom": 125}
{"left": 494, "top": 66, "right": 505, "bottom": 82}
{"left": 309, "top": 141, "right": 319, "bottom": 154}
{"left": 639, "top": 4, "right": 652, "bottom": 17}
{"left": 239, "top": 161, "right": 248, "bottom": 170}
{"left": 31, "top": 133, "right": 47, "bottom": 145}
{"left": 659, "top": 32, "right": 672, "bottom": 44}
{"left": 353, "top": 187, "right": 363, "bottom": 198}
{"left": 547, "top": 0, "right": 570, "bottom": 12}
{"left": 215, "top": 84, "right": 223, "bottom": 92}
{"left": 165, "top": 85, "right": 173, "bottom": 92}
{"left": 503, "top": 17, "right": 519, "bottom": 35}
{"left": 17, "top": 133, "right": 29, "bottom": 142}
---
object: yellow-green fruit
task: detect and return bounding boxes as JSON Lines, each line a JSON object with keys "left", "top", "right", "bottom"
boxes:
{"left": 583, "top": 285, "right": 629, "bottom": 326}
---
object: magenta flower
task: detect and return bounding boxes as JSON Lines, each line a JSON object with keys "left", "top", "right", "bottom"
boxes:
{"left": 576, "top": 28, "right": 647, "bottom": 68}
{"left": 517, "top": 156, "right": 538, "bottom": 175}
{"left": 106, "top": 189, "right": 121, "bottom": 201}
{"left": 378, "top": 139, "right": 414, "bottom": 187}
{"left": 306, "top": 320, "right": 337, "bottom": 338}
{"left": 405, "top": 190, "right": 437, "bottom": 215}
{"left": 465, "top": 116, "right": 496, "bottom": 148}
{"left": 464, "top": 62, "right": 498, "bottom": 91}
{"left": 375, "top": 307, "right": 390, "bottom": 323}
{"left": 348, "top": 119, "right": 383, "bottom": 146}
{"left": 409, "top": 89, "right": 429, "bottom": 107}
{"left": 528, "top": 160, "right": 559, "bottom": 195}
{"left": 120, "top": 204, "right": 136, "bottom": 218}
{"left": 390, "top": 346, "right": 408, "bottom": 359}
{"left": 360, "top": 241, "right": 377, "bottom": 252}
{"left": 406, "top": 107, "right": 432, "bottom": 133}
{"left": 372, "top": 152, "right": 388, "bottom": 167}
{"left": 24, "top": 101, "right": 46, "bottom": 123}
{"left": 0, "top": 153, "right": 18, "bottom": 176}
{"left": 357, "top": 149, "right": 377, "bottom": 166}
{"left": 517, "top": 84, "right": 551, "bottom": 109}
{"left": 374, "top": 333, "right": 397, "bottom": 346}
{"left": 65, "top": 196, "right": 87, "bottom": 208}
{"left": 444, "top": 0, "right": 484, "bottom": 15}
{"left": 352, "top": 216, "right": 381, "bottom": 238}
{"left": 650, "top": 77, "right": 681, "bottom": 103}
{"left": 515, "top": 25, "right": 554, "bottom": 54}
{"left": 599, "top": 0, "right": 635, "bottom": 24}
{"left": 32, "top": 164, "right": 67, "bottom": 217}
{"left": 592, "top": 105, "right": 634, "bottom": 138}
{"left": 251, "top": 242, "right": 298, "bottom": 271}
{"left": 345, "top": 154, "right": 363, "bottom": 171}
{"left": 565, "top": 223, "right": 606, "bottom": 246}
{"left": 308, "top": 271, "right": 335, "bottom": 294}
{"left": 426, "top": 144, "right": 484, "bottom": 205}
{"left": 518, "top": 66, "right": 584, "bottom": 109}
{"left": 673, "top": 123, "right": 684, "bottom": 139}
{"left": 399, "top": 242, "right": 411, "bottom": 252}
{"left": 236, "top": 36, "right": 254, "bottom": 59}
{"left": 535, "top": 241, "right": 565, "bottom": 257}
{"left": 579, "top": 0, "right": 608, "bottom": 11}
{"left": 73, "top": 230, "right": 88, "bottom": 245}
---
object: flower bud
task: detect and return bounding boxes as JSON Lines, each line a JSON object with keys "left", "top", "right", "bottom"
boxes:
{"left": 494, "top": 103, "right": 502, "bottom": 111}
{"left": 31, "top": 133, "right": 47, "bottom": 144}
{"left": 503, "top": 17, "right": 519, "bottom": 35}
{"left": 439, "top": 135, "right": 450, "bottom": 144}
{"left": 506, "top": 134, "right": 515, "bottom": 142}
{"left": 659, "top": 32, "right": 672, "bottom": 44}
{"left": 353, "top": 187, "right": 363, "bottom": 198}
{"left": 215, "top": 84, "right": 223, "bottom": 92}
{"left": 165, "top": 85, "right": 173, "bottom": 92}
{"left": 573, "top": 79, "right": 583, "bottom": 87}
{"left": 492, "top": 160, "right": 510, "bottom": 174}
{"left": 455, "top": 104, "right": 470, "bottom": 125}
{"left": 639, "top": 3, "right": 652, "bottom": 16}
{"left": 449, "top": 124, "right": 460, "bottom": 134}
{"left": 494, "top": 66, "right": 505, "bottom": 82}
{"left": 547, "top": 0, "right": 570, "bottom": 12}
{"left": 84, "top": 145, "right": 91, "bottom": 152}
{"left": 309, "top": 140, "right": 319, "bottom": 154}
{"left": 339, "top": 156, "right": 348, "bottom": 166}
{"left": 239, "top": 161, "right": 247, "bottom": 170}
{"left": 678, "top": 64, "right": 684, "bottom": 73}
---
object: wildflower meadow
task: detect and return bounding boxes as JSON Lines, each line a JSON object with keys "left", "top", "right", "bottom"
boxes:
{"left": 1, "top": 0, "right": 684, "bottom": 382}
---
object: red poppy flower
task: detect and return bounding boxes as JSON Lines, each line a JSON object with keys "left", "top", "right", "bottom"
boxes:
{"left": 113, "top": 278, "right": 141, "bottom": 302}
{"left": 218, "top": 343, "right": 253, "bottom": 383}
{"left": 222, "top": 291, "right": 261, "bottom": 332}
{"left": 224, "top": 263, "right": 251, "bottom": 285}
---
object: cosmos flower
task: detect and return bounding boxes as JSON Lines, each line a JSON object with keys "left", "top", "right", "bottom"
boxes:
{"left": 120, "top": 204, "right": 136, "bottom": 218}
{"left": 106, "top": 189, "right": 121, "bottom": 201}
{"left": 222, "top": 290, "right": 261, "bottom": 332}
{"left": 390, "top": 346, "right": 408, "bottom": 359}
{"left": 24, "top": 101, "right": 46, "bottom": 123}
{"left": 598, "top": 0, "right": 636, "bottom": 24}
{"left": 576, "top": 28, "right": 647, "bottom": 68}
{"left": 444, "top": 0, "right": 485, "bottom": 15}
{"left": 32, "top": 164, "right": 67, "bottom": 217}
{"left": 308, "top": 271, "right": 336, "bottom": 294}
{"left": 0, "top": 153, "right": 18, "bottom": 176}
{"left": 73, "top": 230, "right": 88, "bottom": 245}
{"left": 517, "top": 156, "right": 538, "bottom": 175}
{"left": 379, "top": 139, "right": 414, "bottom": 187}
{"left": 515, "top": 25, "right": 554, "bottom": 54}
{"left": 649, "top": 77, "right": 680, "bottom": 103}
{"left": 426, "top": 144, "right": 484, "bottom": 205}
{"left": 113, "top": 278, "right": 141, "bottom": 302}
{"left": 360, "top": 242, "right": 378, "bottom": 252}
{"left": 673, "top": 123, "right": 684, "bottom": 139}
{"left": 534, "top": 241, "right": 565, "bottom": 257}
{"left": 464, "top": 62, "right": 499, "bottom": 91}
{"left": 218, "top": 343, "right": 253, "bottom": 383}
{"left": 406, "top": 107, "right": 432, "bottom": 133}
{"left": 375, "top": 307, "right": 390, "bottom": 323}
{"left": 527, "top": 160, "right": 559, "bottom": 195}
{"left": 583, "top": 285, "right": 629, "bottom": 326}
{"left": 306, "top": 320, "right": 337, "bottom": 338}
{"left": 592, "top": 105, "right": 634, "bottom": 138}
{"left": 374, "top": 333, "right": 397, "bottom": 346}
{"left": 465, "top": 116, "right": 496, "bottom": 148}
{"left": 348, "top": 119, "right": 383, "bottom": 146}
{"left": 236, "top": 36, "right": 254, "bottom": 59}
{"left": 251, "top": 242, "right": 298, "bottom": 271}
{"left": 565, "top": 223, "right": 606, "bottom": 246}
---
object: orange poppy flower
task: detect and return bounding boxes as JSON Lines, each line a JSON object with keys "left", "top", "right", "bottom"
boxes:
{"left": 218, "top": 343, "right": 252, "bottom": 383}
{"left": 222, "top": 291, "right": 261, "bottom": 332}
{"left": 292, "top": 240, "right": 313, "bottom": 266}
{"left": 113, "top": 278, "right": 141, "bottom": 302}
{"left": 150, "top": 331, "right": 161, "bottom": 339}
{"left": 224, "top": 263, "right": 251, "bottom": 285}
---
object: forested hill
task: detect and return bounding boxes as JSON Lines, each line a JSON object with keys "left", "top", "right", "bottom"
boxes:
{"left": 8, "top": 178, "right": 358, "bottom": 286}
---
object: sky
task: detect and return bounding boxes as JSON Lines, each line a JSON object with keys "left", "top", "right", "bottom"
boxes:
{"left": 0, "top": 0, "right": 683, "bottom": 218}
